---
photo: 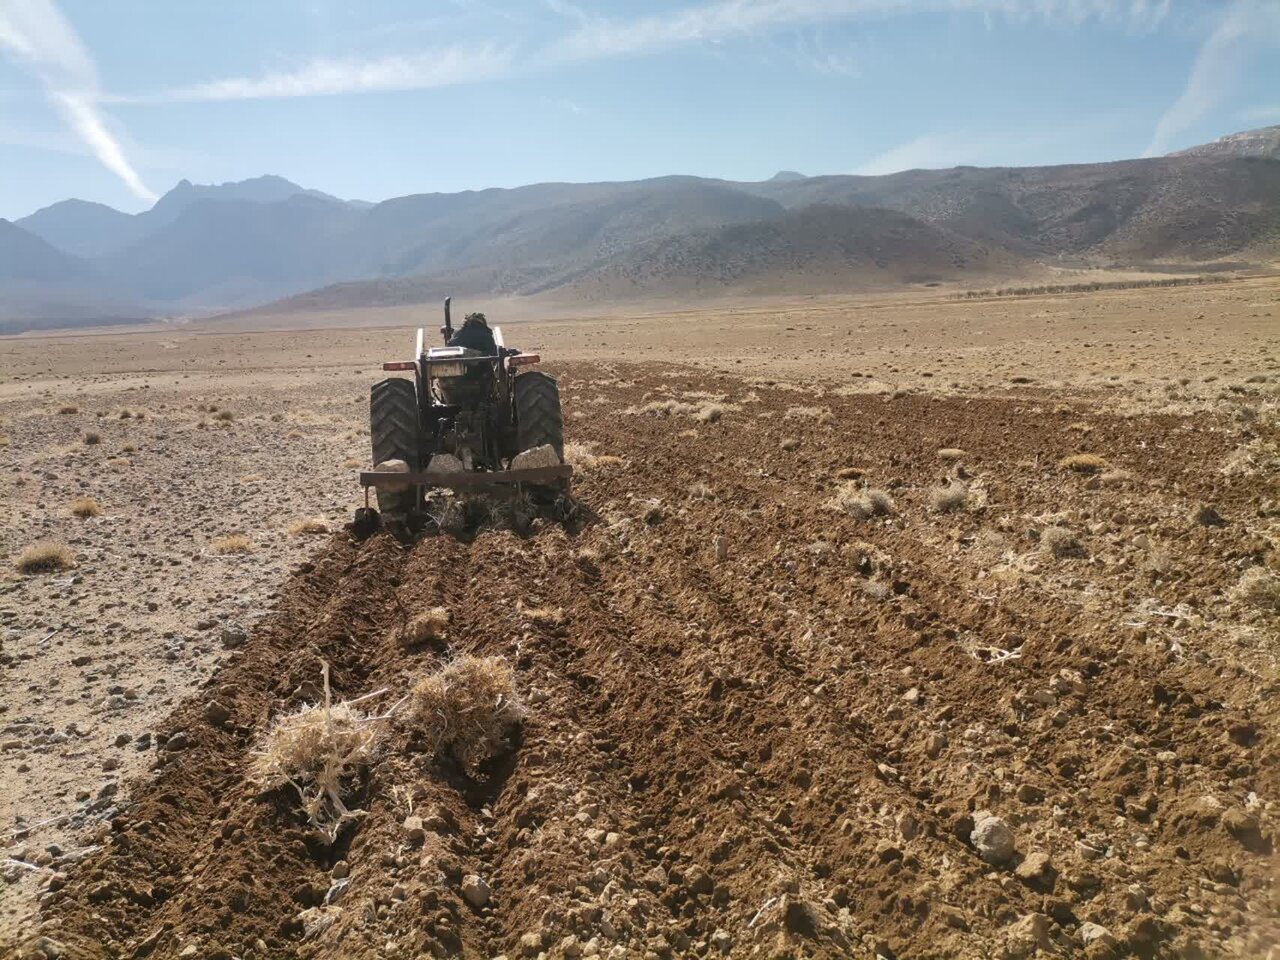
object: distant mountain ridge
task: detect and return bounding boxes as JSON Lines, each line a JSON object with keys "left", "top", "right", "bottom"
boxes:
{"left": 4, "top": 125, "right": 1279, "bottom": 331}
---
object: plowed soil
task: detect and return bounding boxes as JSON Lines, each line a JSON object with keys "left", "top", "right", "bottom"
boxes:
{"left": 12, "top": 358, "right": 1279, "bottom": 959}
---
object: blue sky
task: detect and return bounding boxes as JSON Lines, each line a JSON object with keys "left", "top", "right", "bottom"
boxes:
{"left": 1, "top": 0, "right": 1278, "bottom": 221}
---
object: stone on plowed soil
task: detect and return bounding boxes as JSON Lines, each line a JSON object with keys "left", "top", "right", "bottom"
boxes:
{"left": 17, "top": 364, "right": 1280, "bottom": 959}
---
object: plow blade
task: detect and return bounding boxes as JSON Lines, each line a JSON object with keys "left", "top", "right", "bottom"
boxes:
{"left": 360, "top": 463, "right": 572, "bottom": 491}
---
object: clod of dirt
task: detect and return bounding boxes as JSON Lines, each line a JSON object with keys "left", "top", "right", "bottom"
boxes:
{"left": 971, "top": 811, "right": 1015, "bottom": 864}
{"left": 1191, "top": 504, "right": 1226, "bottom": 527}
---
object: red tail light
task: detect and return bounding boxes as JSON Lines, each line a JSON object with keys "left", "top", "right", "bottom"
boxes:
{"left": 382, "top": 361, "right": 416, "bottom": 371}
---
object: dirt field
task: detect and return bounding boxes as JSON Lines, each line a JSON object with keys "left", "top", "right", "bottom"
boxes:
{"left": 2, "top": 279, "right": 1278, "bottom": 958}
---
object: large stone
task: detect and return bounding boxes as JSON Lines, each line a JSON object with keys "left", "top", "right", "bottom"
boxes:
{"left": 510, "top": 444, "right": 560, "bottom": 470}
{"left": 461, "top": 874, "right": 491, "bottom": 909}
{"left": 971, "top": 811, "right": 1015, "bottom": 865}
{"left": 426, "top": 454, "right": 463, "bottom": 473}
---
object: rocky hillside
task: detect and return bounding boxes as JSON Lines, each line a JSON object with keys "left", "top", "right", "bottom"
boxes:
{"left": 4, "top": 127, "right": 1279, "bottom": 329}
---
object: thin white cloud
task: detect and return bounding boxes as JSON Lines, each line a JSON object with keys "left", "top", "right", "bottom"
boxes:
{"left": 116, "top": 43, "right": 516, "bottom": 103}
{"left": 547, "top": 0, "right": 1169, "bottom": 62}
{"left": 121, "top": 0, "right": 1170, "bottom": 105}
{"left": 1145, "top": 0, "right": 1280, "bottom": 156}
{"left": 852, "top": 131, "right": 1000, "bottom": 174}
{"left": 0, "top": 0, "right": 156, "bottom": 201}
{"left": 1239, "top": 104, "right": 1280, "bottom": 126}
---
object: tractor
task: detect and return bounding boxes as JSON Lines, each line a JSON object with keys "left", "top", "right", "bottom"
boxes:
{"left": 356, "top": 298, "right": 570, "bottom": 530}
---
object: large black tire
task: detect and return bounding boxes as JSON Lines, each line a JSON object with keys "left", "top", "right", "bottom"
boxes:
{"left": 370, "top": 377, "right": 420, "bottom": 517}
{"left": 513, "top": 371, "right": 564, "bottom": 460}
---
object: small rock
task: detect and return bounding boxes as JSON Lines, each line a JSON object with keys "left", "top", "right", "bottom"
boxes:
{"left": 204, "top": 701, "right": 230, "bottom": 726}
{"left": 1191, "top": 504, "right": 1226, "bottom": 527}
{"left": 220, "top": 625, "right": 247, "bottom": 649}
{"left": 331, "top": 860, "right": 350, "bottom": 880}
{"left": 1015, "top": 851, "right": 1054, "bottom": 885}
{"left": 970, "top": 811, "right": 1015, "bottom": 865}
{"left": 403, "top": 815, "right": 425, "bottom": 844}
{"left": 1016, "top": 783, "right": 1045, "bottom": 804}
{"left": 1079, "top": 921, "right": 1117, "bottom": 949}
{"left": 1006, "top": 913, "right": 1052, "bottom": 956}
{"left": 643, "top": 865, "right": 668, "bottom": 890}
{"left": 519, "top": 931, "right": 544, "bottom": 956}
{"left": 924, "top": 732, "right": 947, "bottom": 759}
{"left": 461, "top": 874, "right": 491, "bottom": 908}
{"left": 164, "top": 732, "right": 189, "bottom": 752}
{"left": 196, "top": 618, "right": 218, "bottom": 631}
{"left": 710, "top": 929, "right": 732, "bottom": 955}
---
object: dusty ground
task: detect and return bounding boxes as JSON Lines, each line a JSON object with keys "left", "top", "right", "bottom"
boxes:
{"left": 1, "top": 277, "right": 1278, "bottom": 958}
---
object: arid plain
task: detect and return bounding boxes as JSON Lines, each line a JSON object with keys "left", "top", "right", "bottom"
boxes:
{"left": 2, "top": 277, "right": 1278, "bottom": 958}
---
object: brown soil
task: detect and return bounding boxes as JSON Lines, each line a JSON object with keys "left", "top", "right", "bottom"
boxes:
{"left": 10, "top": 358, "right": 1279, "bottom": 959}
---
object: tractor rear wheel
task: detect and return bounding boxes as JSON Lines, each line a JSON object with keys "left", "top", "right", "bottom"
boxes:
{"left": 513, "top": 371, "right": 564, "bottom": 460}
{"left": 370, "top": 377, "right": 420, "bottom": 517}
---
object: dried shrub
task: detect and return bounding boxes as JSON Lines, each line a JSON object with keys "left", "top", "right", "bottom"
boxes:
{"left": 1040, "top": 526, "right": 1085, "bottom": 559}
{"left": 253, "top": 663, "right": 384, "bottom": 839}
{"left": 288, "top": 517, "right": 330, "bottom": 536}
{"left": 121, "top": 442, "right": 138, "bottom": 453}
{"left": 212, "top": 534, "right": 253, "bottom": 554}
{"left": 83, "top": 432, "right": 101, "bottom": 445}
{"left": 1059, "top": 453, "right": 1108, "bottom": 473}
{"left": 929, "top": 484, "right": 968, "bottom": 514}
{"left": 937, "top": 448, "right": 966, "bottom": 460}
{"left": 70, "top": 496, "right": 102, "bottom": 518}
{"left": 57, "top": 405, "right": 79, "bottom": 415}
{"left": 829, "top": 483, "right": 895, "bottom": 520}
{"left": 695, "top": 403, "right": 728, "bottom": 423}
{"left": 1099, "top": 469, "right": 1131, "bottom": 486}
{"left": 688, "top": 482, "right": 716, "bottom": 501}
{"left": 397, "top": 607, "right": 450, "bottom": 648}
{"left": 342, "top": 457, "right": 364, "bottom": 469}
{"left": 1233, "top": 567, "right": 1280, "bottom": 612}
{"left": 409, "top": 656, "right": 526, "bottom": 769}
{"left": 16, "top": 541, "right": 75, "bottom": 574}
{"left": 214, "top": 410, "right": 235, "bottom": 422}
{"left": 780, "top": 437, "right": 800, "bottom": 451}
{"left": 0, "top": 434, "right": 8, "bottom": 449}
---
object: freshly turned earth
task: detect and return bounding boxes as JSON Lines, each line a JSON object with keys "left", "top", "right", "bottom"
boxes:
{"left": 1, "top": 279, "right": 1278, "bottom": 958}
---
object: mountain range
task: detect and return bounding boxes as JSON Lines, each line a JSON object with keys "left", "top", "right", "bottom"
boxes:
{"left": 3, "top": 126, "right": 1278, "bottom": 333}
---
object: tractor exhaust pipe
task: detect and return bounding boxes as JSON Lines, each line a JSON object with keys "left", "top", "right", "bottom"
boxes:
{"left": 442, "top": 296, "right": 453, "bottom": 344}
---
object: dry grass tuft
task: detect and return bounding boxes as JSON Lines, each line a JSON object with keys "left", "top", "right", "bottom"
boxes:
{"left": 1099, "top": 469, "right": 1131, "bottom": 485}
{"left": 929, "top": 484, "right": 968, "bottom": 513}
{"left": 212, "top": 534, "right": 253, "bottom": 554}
{"left": 57, "top": 405, "right": 79, "bottom": 415}
{"left": 409, "top": 655, "right": 526, "bottom": 769}
{"left": 1059, "top": 453, "right": 1108, "bottom": 473}
{"left": 688, "top": 482, "right": 716, "bottom": 501}
{"left": 121, "top": 442, "right": 137, "bottom": 453}
{"left": 695, "top": 403, "right": 728, "bottom": 423}
{"left": 16, "top": 540, "right": 76, "bottom": 574}
{"left": 937, "top": 448, "right": 966, "bottom": 460}
{"left": 70, "top": 496, "right": 102, "bottom": 518}
{"left": 83, "top": 432, "right": 101, "bottom": 445}
{"left": 213, "top": 409, "right": 235, "bottom": 422}
{"left": 780, "top": 437, "right": 800, "bottom": 451}
{"left": 784, "top": 405, "right": 831, "bottom": 421}
{"left": 397, "top": 607, "right": 450, "bottom": 648}
{"left": 0, "top": 434, "right": 9, "bottom": 449}
{"left": 828, "top": 483, "right": 895, "bottom": 520}
{"left": 1040, "top": 526, "right": 1086, "bottom": 559}
{"left": 1232, "top": 567, "right": 1280, "bottom": 612}
{"left": 288, "top": 517, "right": 330, "bottom": 536}
{"left": 253, "top": 663, "right": 385, "bottom": 839}
{"left": 342, "top": 457, "right": 364, "bottom": 469}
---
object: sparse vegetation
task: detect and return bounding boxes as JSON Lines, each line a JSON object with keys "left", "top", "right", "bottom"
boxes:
{"left": 784, "top": 405, "right": 831, "bottom": 421}
{"left": 829, "top": 483, "right": 895, "bottom": 520}
{"left": 396, "top": 607, "right": 450, "bottom": 648}
{"left": 957, "top": 276, "right": 1226, "bottom": 299}
{"left": 253, "top": 663, "right": 384, "bottom": 839}
{"left": 57, "top": 405, "right": 78, "bottom": 415}
{"left": 212, "top": 534, "right": 253, "bottom": 554}
{"left": 929, "top": 484, "right": 968, "bottom": 513}
{"left": 409, "top": 655, "right": 526, "bottom": 769}
{"left": 288, "top": 517, "right": 330, "bottom": 536}
{"left": 937, "top": 448, "right": 966, "bottom": 460}
{"left": 1040, "top": 526, "right": 1085, "bottom": 559}
{"left": 1233, "top": 567, "right": 1280, "bottom": 612}
{"left": 16, "top": 540, "right": 76, "bottom": 574}
{"left": 70, "top": 496, "right": 102, "bottom": 518}
{"left": 1059, "top": 453, "right": 1108, "bottom": 473}
{"left": 83, "top": 431, "right": 101, "bottom": 445}
{"left": 688, "top": 482, "right": 716, "bottom": 500}
{"left": 214, "top": 410, "right": 235, "bottom": 422}
{"left": 342, "top": 457, "right": 364, "bottom": 469}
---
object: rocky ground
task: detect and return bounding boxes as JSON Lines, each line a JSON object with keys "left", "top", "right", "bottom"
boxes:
{"left": 1, "top": 280, "right": 1278, "bottom": 958}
